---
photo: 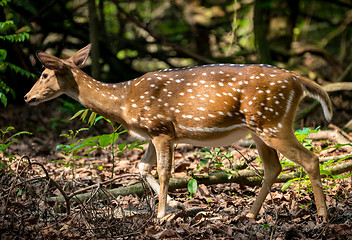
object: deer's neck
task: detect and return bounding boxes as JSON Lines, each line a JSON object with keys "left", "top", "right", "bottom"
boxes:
{"left": 67, "top": 69, "right": 130, "bottom": 125}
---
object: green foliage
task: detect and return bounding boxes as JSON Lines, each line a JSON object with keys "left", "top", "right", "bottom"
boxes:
{"left": 0, "top": 79, "right": 15, "bottom": 107}
{"left": 261, "top": 223, "right": 270, "bottom": 229}
{"left": 0, "top": 2, "right": 34, "bottom": 107}
{"left": 0, "top": 126, "right": 32, "bottom": 156}
{"left": 70, "top": 108, "right": 98, "bottom": 127}
{"left": 317, "top": 151, "right": 352, "bottom": 192}
{"left": 87, "top": 114, "right": 146, "bottom": 179}
{"left": 0, "top": 0, "right": 10, "bottom": 7}
{"left": 281, "top": 127, "right": 320, "bottom": 193}
{"left": 56, "top": 128, "right": 91, "bottom": 155}
{"left": 195, "top": 127, "right": 350, "bottom": 197}
{"left": 280, "top": 127, "right": 321, "bottom": 193}
{"left": 2, "top": 61, "right": 35, "bottom": 78}
{"left": 56, "top": 98, "right": 83, "bottom": 115}
{"left": 187, "top": 178, "right": 198, "bottom": 197}
{"left": 49, "top": 117, "right": 70, "bottom": 131}
{"left": 189, "top": 147, "right": 236, "bottom": 195}
{"left": 57, "top": 108, "right": 146, "bottom": 179}
{"left": 0, "top": 21, "right": 29, "bottom": 42}
{"left": 294, "top": 127, "right": 320, "bottom": 150}
{"left": 196, "top": 147, "right": 236, "bottom": 177}
{"left": 281, "top": 171, "right": 310, "bottom": 193}
{"left": 56, "top": 128, "right": 91, "bottom": 177}
{"left": 281, "top": 127, "right": 352, "bottom": 194}
{"left": 0, "top": 126, "right": 32, "bottom": 173}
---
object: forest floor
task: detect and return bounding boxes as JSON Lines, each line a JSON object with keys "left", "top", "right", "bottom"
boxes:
{"left": 1, "top": 101, "right": 352, "bottom": 239}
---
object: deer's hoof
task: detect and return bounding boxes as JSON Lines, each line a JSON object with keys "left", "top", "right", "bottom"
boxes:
{"left": 246, "top": 213, "right": 256, "bottom": 219}
{"left": 168, "top": 200, "right": 185, "bottom": 210}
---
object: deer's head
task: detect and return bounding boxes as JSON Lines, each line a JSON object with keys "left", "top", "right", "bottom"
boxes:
{"left": 24, "top": 44, "right": 92, "bottom": 105}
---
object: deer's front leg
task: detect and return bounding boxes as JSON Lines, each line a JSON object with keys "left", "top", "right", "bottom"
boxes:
{"left": 139, "top": 143, "right": 160, "bottom": 192}
{"left": 139, "top": 141, "right": 183, "bottom": 218}
{"left": 152, "top": 135, "right": 174, "bottom": 218}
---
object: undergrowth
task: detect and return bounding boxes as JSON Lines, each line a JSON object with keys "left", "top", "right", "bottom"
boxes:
{"left": 193, "top": 127, "right": 351, "bottom": 197}
{"left": 56, "top": 108, "right": 146, "bottom": 180}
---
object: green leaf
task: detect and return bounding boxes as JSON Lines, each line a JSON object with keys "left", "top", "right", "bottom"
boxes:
{"left": 110, "top": 132, "right": 119, "bottom": 143}
{"left": 70, "top": 141, "right": 96, "bottom": 152}
{"left": 118, "top": 142, "right": 127, "bottom": 151}
{"left": 98, "top": 134, "right": 112, "bottom": 148}
{"left": 200, "top": 159, "right": 208, "bottom": 166}
{"left": 70, "top": 109, "right": 85, "bottom": 120}
{"left": 320, "top": 169, "right": 332, "bottom": 176}
{"left": 202, "top": 147, "right": 212, "bottom": 154}
{"left": 261, "top": 223, "right": 270, "bottom": 228}
{"left": 127, "top": 140, "right": 139, "bottom": 150}
{"left": 134, "top": 141, "right": 147, "bottom": 150}
{"left": 336, "top": 173, "right": 352, "bottom": 180}
{"left": 187, "top": 178, "right": 198, "bottom": 196}
{"left": 6, "top": 131, "right": 32, "bottom": 142}
{"left": 0, "top": 92, "right": 7, "bottom": 107}
{"left": 4, "top": 62, "right": 36, "bottom": 78}
{"left": 94, "top": 116, "right": 104, "bottom": 125}
{"left": 86, "top": 146, "right": 100, "bottom": 154}
{"left": 281, "top": 179, "right": 296, "bottom": 192}
{"left": 88, "top": 112, "right": 97, "bottom": 126}
{"left": 80, "top": 109, "right": 89, "bottom": 121}
{"left": 0, "top": 49, "right": 7, "bottom": 62}
{"left": 56, "top": 144, "right": 68, "bottom": 151}
{"left": 83, "top": 135, "right": 100, "bottom": 142}
{"left": 0, "top": 0, "right": 10, "bottom": 7}
{"left": 323, "top": 143, "right": 352, "bottom": 151}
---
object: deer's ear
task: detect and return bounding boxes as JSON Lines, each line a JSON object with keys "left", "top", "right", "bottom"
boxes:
{"left": 36, "top": 51, "right": 65, "bottom": 71}
{"left": 69, "top": 43, "right": 92, "bottom": 67}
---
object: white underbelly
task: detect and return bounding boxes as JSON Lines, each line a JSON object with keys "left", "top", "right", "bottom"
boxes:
{"left": 176, "top": 127, "right": 250, "bottom": 147}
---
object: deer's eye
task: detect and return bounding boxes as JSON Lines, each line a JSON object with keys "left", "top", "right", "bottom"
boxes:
{"left": 42, "top": 73, "right": 48, "bottom": 79}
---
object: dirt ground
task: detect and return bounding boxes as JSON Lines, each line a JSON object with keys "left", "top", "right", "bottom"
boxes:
{"left": 1, "top": 101, "right": 352, "bottom": 239}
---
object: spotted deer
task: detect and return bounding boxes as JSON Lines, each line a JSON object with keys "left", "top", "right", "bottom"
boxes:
{"left": 25, "top": 44, "right": 332, "bottom": 220}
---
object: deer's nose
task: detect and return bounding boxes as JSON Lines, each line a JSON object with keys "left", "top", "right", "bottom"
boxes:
{"left": 24, "top": 94, "right": 36, "bottom": 104}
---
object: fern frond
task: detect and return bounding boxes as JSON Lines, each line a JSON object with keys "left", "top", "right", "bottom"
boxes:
{"left": 3, "top": 62, "right": 36, "bottom": 78}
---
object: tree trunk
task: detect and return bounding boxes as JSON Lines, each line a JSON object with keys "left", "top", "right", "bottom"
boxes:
{"left": 253, "top": 0, "right": 272, "bottom": 64}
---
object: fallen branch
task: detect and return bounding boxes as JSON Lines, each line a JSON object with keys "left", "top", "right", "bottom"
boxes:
{"left": 322, "top": 82, "right": 352, "bottom": 92}
{"left": 49, "top": 160, "right": 352, "bottom": 204}
{"left": 308, "top": 125, "right": 352, "bottom": 151}
{"left": 319, "top": 154, "right": 352, "bottom": 163}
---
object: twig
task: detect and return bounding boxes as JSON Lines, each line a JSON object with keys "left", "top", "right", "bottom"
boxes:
{"left": 308, "top": 126, "right": 352, "bottom": 152}
{"left": 67, "top": 173, "right": 143, "bottom": 200}
{"left": 18, "top": 156, "right": 71, "bottom": 214}
{"left": 328, "top": 124, "right": 352, "bottom": 142}
{"left": 4, "top": 157, "right": 28, "bottom": 215}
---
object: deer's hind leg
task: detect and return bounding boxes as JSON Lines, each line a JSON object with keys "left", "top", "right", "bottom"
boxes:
{"left": 247, "top": 134, "right": 282, "bottom": 219}
{"left": 263, "top": 132, "right": 328, "bottom": 219}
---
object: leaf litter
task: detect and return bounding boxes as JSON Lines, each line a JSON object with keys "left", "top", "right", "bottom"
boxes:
{"left": 1, "top": 102, "right": 352, "bottom": 239}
